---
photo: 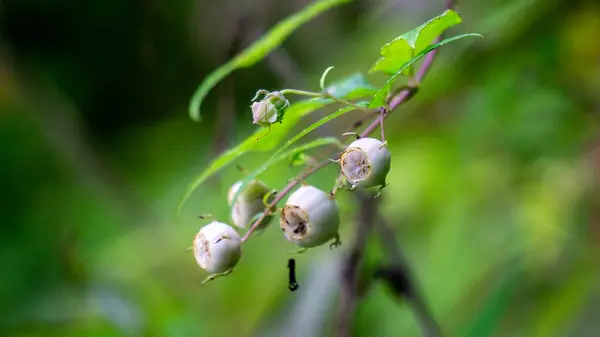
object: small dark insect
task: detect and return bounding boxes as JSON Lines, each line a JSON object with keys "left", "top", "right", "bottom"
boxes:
{"left": 287, "top": 258, "right": 299, "bottom": 292}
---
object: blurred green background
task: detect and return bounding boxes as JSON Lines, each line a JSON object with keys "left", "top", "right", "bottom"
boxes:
{"left": 1, "top": 0, "right": 600, "bottom": 336}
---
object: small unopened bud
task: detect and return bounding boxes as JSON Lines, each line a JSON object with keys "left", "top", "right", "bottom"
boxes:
{"left": 251, "top": 100, "right": 277, "bottom": 125}
{"left": 280, "top": 185, "right": 340, "bottom": 248}
{"left": 228, "top": 179, "right": 274, "bottom": 230}
{"left": 251, "top": 91, "right": 289, "bottom": 126}
{"left": 340, "top": 137, "right": 391, "bottom": 188}
{"left": 193, "top": 221, "right": 242, "bottom": 274}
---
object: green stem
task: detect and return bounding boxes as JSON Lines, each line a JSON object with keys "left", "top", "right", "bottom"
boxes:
{"left": 322, "top": 92, "right": 371, "bottom": 112}
{"left": 280, "top": 89, "right": 322, "bottom": 97}
{"left": 280, "top": 89, "right": 371, "bottom": 112}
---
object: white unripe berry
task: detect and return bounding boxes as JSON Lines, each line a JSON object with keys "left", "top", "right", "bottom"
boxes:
{"left": 193, "top": 221, "right": 242, "bottom": 274}
{"left": 280, "top": 185, "right": 340, "bottom": 248}
{"left": 340, "top": 137, "right": 391, "bottom": 188}
{"left": 228, "top": 179, "right": 273, "bottom": 230}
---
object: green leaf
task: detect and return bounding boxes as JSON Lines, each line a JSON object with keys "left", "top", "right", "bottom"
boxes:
{"left": 409, "top": 9, "right": 462, "bottom": 52}
{"left": 231, "top": 137, "right": 341, "bottom": 206}
{"left": 369, "top": 33, "right": 483, "bottom": 108}
{"left": 188, "top": 0, "right": 352, "bottom": 122}
{"left": 370, "top": 39, "right": 413, "bottom": 76}
{"left": 177, "top": 73, "right": 374, "bottom": 213}
{"left": 370, "top": 9, "right": 462, "bottom": 75}
{"left": 324, "top": 73, "right": 377, "bottom": 100}
{"left": 176, "top": 136, "right": 256, "bottom": 214}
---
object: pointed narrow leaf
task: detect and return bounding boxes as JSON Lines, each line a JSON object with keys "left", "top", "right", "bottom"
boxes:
{"left": 189, "top": 0, "right": 351, "bottom": 122}
{"left": 324, "top": 73, "right": 377, "bottom": 99}
{"left": 370, "top": 9, "right": 462, "bottom": 75}
{"left": 176, "top": 136, "right": 256, "bottom": 214}
{"left": 369, "top": 33, "right": 483, "bottom": 108}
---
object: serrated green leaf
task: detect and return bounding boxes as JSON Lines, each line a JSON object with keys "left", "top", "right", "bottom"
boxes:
{"left": 370, "top": 9, "right": 462, "bottom": 75}
{"left": 231, "top": 137, "right": 341, "bottom": 207}
{"left": 188, "top": 0, "right": 352, "bottom": 122}
{"left": 177, "top": 73, "right": 373, "bottom": 213}
{"left": 369, "top": 33, "right": 483, "bottom": 108}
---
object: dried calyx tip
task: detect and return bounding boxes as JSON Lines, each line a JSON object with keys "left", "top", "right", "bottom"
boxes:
{"left": 341, "top": 148, "right": 370, "bottom": 181}
{"left": 340, "top": 137, "right": 391, "bottom": 189}
{"left": 281, "top": 206, "right": 309, "bottom": 239}
{"left": 280, "top": 185, "right": 340, "bottom": 248}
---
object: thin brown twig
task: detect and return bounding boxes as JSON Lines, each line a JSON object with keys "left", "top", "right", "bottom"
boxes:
{"left": 374, "top": 212, "right": 441, "bottom": 337}
{"left": 241, "top": 159, "right": 330, "bottom": 242}
{"left": 379, "top": 107, "right": 386, "bottom": 142}
{"left": 336, "top": 191, "right": 375, "bottom": 337}
{"left": 359, "top": 86, "right": 417, "bottom": 138}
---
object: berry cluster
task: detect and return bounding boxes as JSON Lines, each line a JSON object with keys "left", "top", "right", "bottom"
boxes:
{"left": 192, "top": 101, "right": 391, "bottom": 282}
